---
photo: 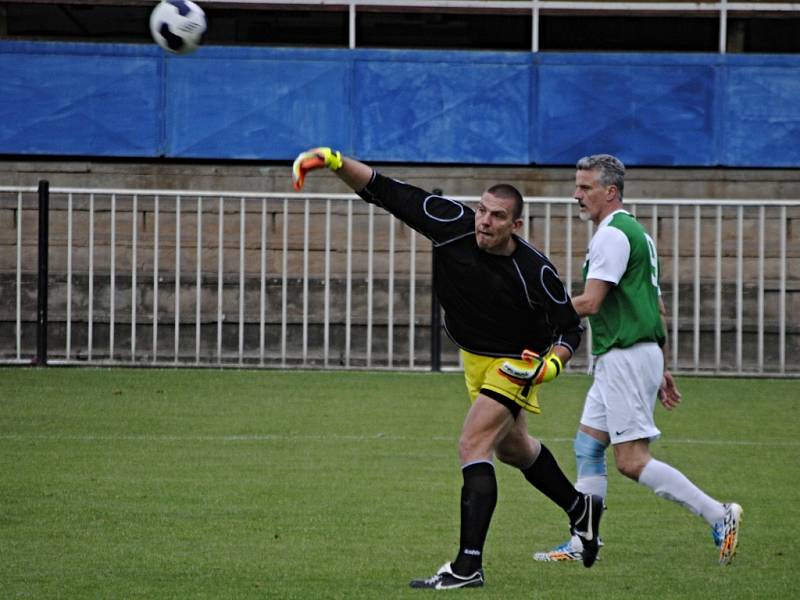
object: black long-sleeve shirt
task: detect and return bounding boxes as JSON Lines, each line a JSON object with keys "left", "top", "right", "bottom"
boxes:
{"left": 358, "top": 172, "right": 582, "bottom": 358}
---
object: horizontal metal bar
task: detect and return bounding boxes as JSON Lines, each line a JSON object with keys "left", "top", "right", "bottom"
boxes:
{"left": 2, "top": 187, "right": 799, "bottom": 207}
{"left": 201, "top": 0, "right": 800, "bottom": 13}
{"left": 6, "top": 0, "right": 797, "bottom": 13}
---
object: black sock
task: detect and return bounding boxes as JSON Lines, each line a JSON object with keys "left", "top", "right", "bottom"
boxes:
{"left": 452, "top": 461, "right": 497, "bottom": 576}
{"left": 521, "top": 444, "right": 581, "bottom": 514}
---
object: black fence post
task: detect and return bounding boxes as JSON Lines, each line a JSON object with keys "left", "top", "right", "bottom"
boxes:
{"left": 430, "top": 188, "right": 443, "bottom": 372}
{"left": 36, "top": 180, "right": 49, "bottom": 366}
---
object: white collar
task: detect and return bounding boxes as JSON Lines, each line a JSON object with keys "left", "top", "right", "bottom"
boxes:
{"left": 597, "top": 209, "right": 629, "bottom": 229}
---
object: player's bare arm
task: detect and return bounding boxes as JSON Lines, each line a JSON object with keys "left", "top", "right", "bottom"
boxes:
{"left": 336, "top": 156, "right": 373, "bottom": 191}
{"left": 657, "top": 296, "right": 682, "bottom": 409}
{"left": 570, "top": 278, "right": 613, "bottom": 318}
{"left": 550, "top": 344, "right": 572, "bottom": 366}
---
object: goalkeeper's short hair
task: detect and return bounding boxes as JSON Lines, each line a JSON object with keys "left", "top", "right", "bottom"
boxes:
{"left": 486, "top": 183, "right": 524, "bottom": 219}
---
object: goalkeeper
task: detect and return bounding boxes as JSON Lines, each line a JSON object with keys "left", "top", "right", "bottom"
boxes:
{"left": 293, "top": 148, "right": 603, "bottom": 589}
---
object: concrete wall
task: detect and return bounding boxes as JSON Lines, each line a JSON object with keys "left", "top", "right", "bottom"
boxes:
{"left": 4, "top": 159, "right": 800, "bottom": 200}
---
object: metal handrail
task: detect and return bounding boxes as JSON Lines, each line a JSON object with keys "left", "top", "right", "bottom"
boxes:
{"left": 3, "top": 186, "right": 799, "bottom": 206}
{"left": 7, "top": 0, "right": 798, "bottom": 52}
{"left": 208, "top": 0, "right": 800, "bottom": 52}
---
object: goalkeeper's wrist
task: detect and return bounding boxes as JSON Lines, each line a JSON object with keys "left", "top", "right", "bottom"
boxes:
{"left": 535, "top": 353, "right": 563, "bottom": 384}
{"left": 548, "top": 354, "right": 563, "bottom": 377}
{"left": 326, "top": 149, "right": 343, "bottom": 171}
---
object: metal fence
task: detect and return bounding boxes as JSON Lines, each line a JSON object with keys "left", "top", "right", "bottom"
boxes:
{"left": 1, "top": 184, "right": 798, "bottom": 376}
{"left": 213, "top": 0, "right": 800, "bottom": 53}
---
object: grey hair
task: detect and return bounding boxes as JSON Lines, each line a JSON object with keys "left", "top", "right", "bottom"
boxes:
{"left": 576, "top": 154, "right": 625, "bottom": 200}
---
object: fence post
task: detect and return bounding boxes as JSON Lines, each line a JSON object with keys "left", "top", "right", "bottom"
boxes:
{"left": 36, "top": 180, "right": 49, "bottom": 366}
{"left": 430, "top": 188, "right": 443, "bottom": 372}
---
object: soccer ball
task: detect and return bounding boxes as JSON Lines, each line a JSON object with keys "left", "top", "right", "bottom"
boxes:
{"left": 149, "top": 0, "right": 207, "bottom": 55}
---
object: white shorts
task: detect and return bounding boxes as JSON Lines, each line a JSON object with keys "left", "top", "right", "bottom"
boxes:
{"left": 580, "top": 342, "right": 663, "bottom": 444}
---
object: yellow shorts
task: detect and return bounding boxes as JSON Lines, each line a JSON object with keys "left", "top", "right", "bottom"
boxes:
{"left": 461, "top": 349, "right": 542, "bottom": 414}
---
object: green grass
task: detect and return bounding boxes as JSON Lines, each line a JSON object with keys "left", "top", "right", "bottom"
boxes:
{"left": 1, "top": 368, "right": 796, "bottom": 599}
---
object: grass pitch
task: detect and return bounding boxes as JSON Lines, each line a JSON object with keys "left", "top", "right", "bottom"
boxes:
{"left": 1, "top": 368, "right": 796, "bottom": 599}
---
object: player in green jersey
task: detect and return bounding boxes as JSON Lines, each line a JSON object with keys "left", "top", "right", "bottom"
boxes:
{"left": 533, "top": 154, "right": 742, "bottom": 566}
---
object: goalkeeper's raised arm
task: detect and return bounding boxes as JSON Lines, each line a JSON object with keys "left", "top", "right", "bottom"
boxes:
{"left": 288, "top": 146, "right": 602, "bottom": 588}
{"left": 292, "top": 146, "right": 373, "bottom": 192}
{"left": 293, "top": 147, "right": 479, "bottom": 247}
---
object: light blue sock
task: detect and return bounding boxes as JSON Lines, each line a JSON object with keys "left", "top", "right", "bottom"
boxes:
{"left": 574, "top": 430, "right": 608, "bottom": 499}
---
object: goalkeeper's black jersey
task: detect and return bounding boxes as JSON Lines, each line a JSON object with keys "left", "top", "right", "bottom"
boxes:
{"left": 358, "top": 172, "right": 583, "bottom": 358}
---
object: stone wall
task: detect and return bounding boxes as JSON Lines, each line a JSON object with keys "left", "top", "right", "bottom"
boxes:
{"left": 3, "top": 159, "right": 800, "bottom": 200}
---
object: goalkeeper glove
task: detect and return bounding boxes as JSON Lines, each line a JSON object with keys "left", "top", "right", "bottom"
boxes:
{"left": 291, "top": 147, "right": 343, "bottom": 191}
{"left": 499, "top": 349, "right": 563, "bottom": 386}
{"left": 529, "top": 350, "right": 563, "bottom": 384}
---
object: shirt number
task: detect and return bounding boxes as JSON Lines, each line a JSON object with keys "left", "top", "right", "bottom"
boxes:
{"left": 644, "top": 233, "right": 659, "bottom": 289}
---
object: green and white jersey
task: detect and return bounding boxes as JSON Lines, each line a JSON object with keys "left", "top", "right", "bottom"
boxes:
{"left": 583, "top": 210, "right": 665, "bottom": 356}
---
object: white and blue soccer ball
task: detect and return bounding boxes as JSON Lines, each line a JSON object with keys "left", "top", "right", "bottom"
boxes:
{"left": 150, "top": 0, "right": 207, "bottom": 55}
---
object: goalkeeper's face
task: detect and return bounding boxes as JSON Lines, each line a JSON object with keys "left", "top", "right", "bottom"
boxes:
{"left": 474, "top": 192, "right": 523, "bottom": 256}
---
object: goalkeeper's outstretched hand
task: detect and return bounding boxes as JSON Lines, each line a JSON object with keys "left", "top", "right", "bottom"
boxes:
{"left": 291, "top": 147, "right": 343, "bottom": 191}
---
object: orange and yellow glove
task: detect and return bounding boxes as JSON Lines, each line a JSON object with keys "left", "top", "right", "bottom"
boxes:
{"left": 291, "top": 147, "right": 343, "bottom": 191}
{"left": 526, "top": 349, "right": 563, "bottom": 384}
{"left": 499, "top": 349, "right": 563, "bottom": 386}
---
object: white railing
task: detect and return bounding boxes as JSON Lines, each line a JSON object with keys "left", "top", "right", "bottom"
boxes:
{"left": 15, "top": 0, "right": 798, "bottom": 52}
{"left": 0, "top": 185, "right": 798, "bottom": 375}
{"left": 208, "top": 0, "right": 800, "bottom": 52}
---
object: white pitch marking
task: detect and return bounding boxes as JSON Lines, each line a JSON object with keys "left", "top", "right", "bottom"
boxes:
{"left": 0, "top": 433, "right": 796, "bottom": 447}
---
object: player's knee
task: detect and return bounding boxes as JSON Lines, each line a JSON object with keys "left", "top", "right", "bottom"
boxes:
{"left": 574, "top": 430, "right": 607, "bottom": 478}
{"left": 459, "top": 432, "right": 489, "bottom": 463}
{"left": 458, "top": 434, "right": 471, "bottom": 462}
